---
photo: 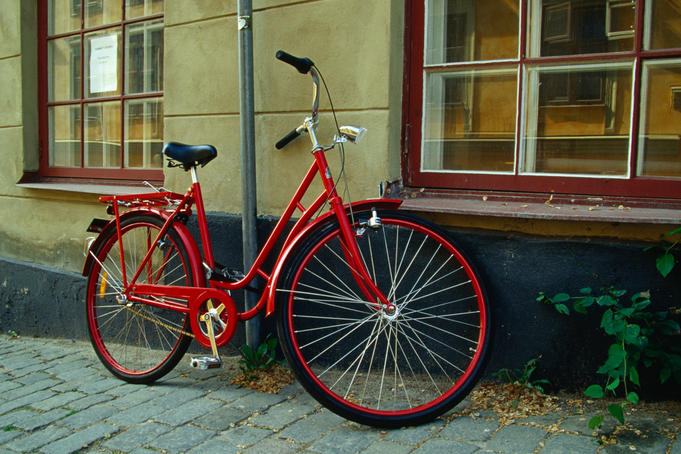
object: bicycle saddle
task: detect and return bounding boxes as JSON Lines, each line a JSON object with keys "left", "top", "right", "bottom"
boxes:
{"left": 163, "top": 142, "right": 217, "bottom": 170}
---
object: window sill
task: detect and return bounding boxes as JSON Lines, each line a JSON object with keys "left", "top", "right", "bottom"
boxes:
{"left": 394, "top": 188, "right": 681, "bottom": 225}
{"left": 16, "top": 179, "right": 161, "bottom": 196}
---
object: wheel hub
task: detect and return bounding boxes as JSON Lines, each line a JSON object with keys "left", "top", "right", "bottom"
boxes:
{"left": 381, "top": 303, "right": 399, "bottom": 321}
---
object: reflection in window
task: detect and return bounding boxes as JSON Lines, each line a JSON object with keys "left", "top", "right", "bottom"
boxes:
{"left": 423, "top": 70, "right": 517, "bottom": 172}
{"left": 638, "top": 61, "right": 681, "bottom": 177}
{"left": 126, "top": 20, "right": 163, "bottom": 94}
{"left": 85, "top": 102, "right": 121, "bottom": 168}
{"left": 49, "top": 105, "right": 81, "bottom": 167}
{"left": 524, "top": 64, "right": 632, "bottom": 176}
{"left": 529, "top": 0, "right": 634, "bottom": 57}
{"left": 125, "top": 99, "right": 163, "bottom": 169}
{"left": 644, "top": 0, "right": 681, "bottom": 50}
{"left": 426, "top": 0, "right": 519, "bottom": 64}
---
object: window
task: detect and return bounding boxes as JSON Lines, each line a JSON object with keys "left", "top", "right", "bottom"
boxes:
{"left": 404, "top": 0, "right": 681, "bottom": 198}
{"left": 38, "top": 0, "right": 164, "bottom": 182}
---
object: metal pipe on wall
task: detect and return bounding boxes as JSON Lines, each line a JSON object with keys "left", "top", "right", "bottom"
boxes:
{"left": 237, "top": 0, "right": 260, "bottom": 349}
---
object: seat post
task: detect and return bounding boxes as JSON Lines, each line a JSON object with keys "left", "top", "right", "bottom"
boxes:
{"left": 191, "top": 166, "right": 199, "bottom": 184}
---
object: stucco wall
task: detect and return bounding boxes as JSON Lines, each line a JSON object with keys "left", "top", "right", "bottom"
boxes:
{"left": 163, "top": 0, "right": 404, "bottom": 213}
{"left": 0, "top": 2, "right": 104, "bottom": 273}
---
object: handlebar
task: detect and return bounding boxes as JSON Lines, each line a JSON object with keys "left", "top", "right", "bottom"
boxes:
{"left": 275, "top": 50, "right": 320, "bottom": 150}
{"left": 275, "top": 50, "right": 314, "bottom": 75}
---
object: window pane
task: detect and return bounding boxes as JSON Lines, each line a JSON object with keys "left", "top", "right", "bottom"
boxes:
{"left": 84, "top": 29, "right": 121, "bottom": 98}
{"left": 637, "top": 61, "right": 681, "bottom": 177}
{"left": 47, "top": 0, "right": 81, "bottom": 35}
{"left": 48, "top": 36, "right": 81, "bottom": 102}
{"left": 85, "top": 101, "right": 121, "bottom": 168}
{"left": 84, "top": 0, "right": 122, "bottom": 28}
{"left": 528, "top": 0, "right": 634, "bottom": 57}
{"left": 125, "top": 99, "right": 163, "bottom": 168}
{"left": 523, "top": 64, "right": 632, "bottom": 175}
{"left": 49, "top": 105, "right": 81, "bottom": 167}
{"left": 645, "top": 0, "right": 681, "bottom": 50}
{"left": 426, "top": 0, "right": 519, "bottom": 64}
{"left": 126, "top": 0, "right": 164, "bottom": 19}
{"left": 125, "top": 20, "right": 164, "bottom": 94}
{"left": 423, "top": 70, "right": 517, "bottom": 172}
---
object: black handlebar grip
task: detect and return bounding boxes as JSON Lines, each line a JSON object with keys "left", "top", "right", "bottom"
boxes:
{"left": 275, "top": 127, "right": 301, "bottom": 150}
{"left": 276, "top": 50, "right": 314, "bottom": 74}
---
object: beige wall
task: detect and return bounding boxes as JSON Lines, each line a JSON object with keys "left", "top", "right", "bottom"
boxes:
{"left": 163, "top": 0, "right": 404, "bottom": 213}
{"left": 0, "top": 0, "right": 404, "bottom": 273}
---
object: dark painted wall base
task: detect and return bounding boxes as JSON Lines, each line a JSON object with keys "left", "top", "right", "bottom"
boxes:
{"left": 1, "top": 212, "right": 678, "bottom": 398}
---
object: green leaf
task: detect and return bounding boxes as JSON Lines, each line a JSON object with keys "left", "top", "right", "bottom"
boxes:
{"left": 627, "top": 392, "right": 640, "bottom": 404}
{"left": 629, "top": 366, "right": 640, "bottom": 386}
{"left": 601, "top": 309, "right": 614, "bottom": 334}
{"left": 584, "top": 384, "right": 604, "bottom": 399}
{"left": 632, "top": 298, "right": 651, "bottom": 311}
{"left": 555, "top": 304, "right": 570, "bottom": 316}
{"left": 597, "top": 294, "right": 618, "bottom": 307}
{"left": 604, "top": 344, "right": 626, "bottom": 370}
{"left": 623, "top": 324, "right": 641, "bottom": 345}
{"left": 656, "top": 253, "right": 675, "bottom": 278}
{"left": 667, "top": 226, "right": 681, "bottom": 236}
{"left": 606, "top": 377, "right": 620, "bottom": 391}
{"left": 660, "top": 367, "right": 671, "bottom": 383}
{"left": 588, "top": 415, "right": 604, "bottom": 429}
{"left": 552, "top": 293, "right": 571, "bottom": 303}
{"left": 619, "top": 307, "right": 636, "bottom": 317}
{"left": 579, "top": 287, "right": 593, "bottom": 295}
{"left": 608, "top": 404, "right": 625, "bottom": 424}
{"left": 574, "top": 297, "right": 595, "bottom": 314}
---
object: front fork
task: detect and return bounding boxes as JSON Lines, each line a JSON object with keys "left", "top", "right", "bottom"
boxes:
{"left": 330, "top": 198, "right": 396, "bottom": 315}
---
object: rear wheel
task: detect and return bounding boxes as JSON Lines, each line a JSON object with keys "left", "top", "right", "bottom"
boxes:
{"left": 276, "top": 211, "right": 491, "bottom": 427}
{"left": 85, "top": 214, "right": 195, "bottom": 383}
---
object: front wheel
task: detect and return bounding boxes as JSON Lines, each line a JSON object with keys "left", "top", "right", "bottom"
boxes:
{"left": 276, "top": 210, "right": 491, "bottom": 427}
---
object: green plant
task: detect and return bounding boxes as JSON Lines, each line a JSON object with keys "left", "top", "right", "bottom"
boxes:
{"left": 645, "top": 226, "right": 681, "bottom": 278}
{"left": 537, "top": 229, "right": 681, "bottom": 430}
{"left": 6, "top": 330, "right": 19, "bottom": 339}
{"left": 493, "top": 355, "right": 550, "bottom": 393}
{"left": 237, "top": 335, "right": 278, "bottom": 379}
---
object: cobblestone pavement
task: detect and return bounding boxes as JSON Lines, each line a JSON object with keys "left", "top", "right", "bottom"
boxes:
{"left": 0, "top": 336, "right": 679, "bottom": 454}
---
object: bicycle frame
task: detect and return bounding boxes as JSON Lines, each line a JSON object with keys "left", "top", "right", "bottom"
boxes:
{"left": 90, "top": 131, "right": 402, "bottom": 342}
{"left": 84, "top": 61, "right": 403, "bottom": 351}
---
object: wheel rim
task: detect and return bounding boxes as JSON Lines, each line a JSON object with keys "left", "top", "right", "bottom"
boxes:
{"left": 284, "top": 217, "right": 488, "bottom": 416}
{"left": 87, "top": 220, "right": 191, "bottom": 377}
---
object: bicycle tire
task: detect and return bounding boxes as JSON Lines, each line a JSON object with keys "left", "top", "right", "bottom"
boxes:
{"left": 276, "top": 210, "right": 491, "bottom": 427}
{"left": 85, "top": 213, "right": 196, "bottom": 383}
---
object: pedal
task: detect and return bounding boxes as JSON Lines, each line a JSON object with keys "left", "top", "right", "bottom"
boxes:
{"left": 189, "top": 356, "right": 223, "bottom": 370}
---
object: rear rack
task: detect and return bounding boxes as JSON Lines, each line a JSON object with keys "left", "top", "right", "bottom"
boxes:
{"left": 99, "top": 191, "right": 185, "bottom": 208}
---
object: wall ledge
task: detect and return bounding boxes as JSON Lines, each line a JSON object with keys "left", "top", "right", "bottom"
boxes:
{"left": 395, "top": 189, "right": 681, "bottom": 225}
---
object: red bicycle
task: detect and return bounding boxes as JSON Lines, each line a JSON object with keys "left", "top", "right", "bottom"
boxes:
{"left": 82, "top": 51, "right": 491, "bottom": 428}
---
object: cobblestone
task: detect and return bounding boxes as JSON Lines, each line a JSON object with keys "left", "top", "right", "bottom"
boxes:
{"left": 0, "top": 336, "right": 678, "bottom": 454}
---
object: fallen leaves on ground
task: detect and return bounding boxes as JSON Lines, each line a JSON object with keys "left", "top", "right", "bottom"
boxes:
{"left": 230, "top": 364, "right": 294, "bottom": 394}
{"left": 468, "top": 382, "right": 561, "bottom": 426}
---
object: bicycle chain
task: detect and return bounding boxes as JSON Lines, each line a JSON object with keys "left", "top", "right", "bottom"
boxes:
{"left": 122, "top": 303, "right": 195, "bottom": 338}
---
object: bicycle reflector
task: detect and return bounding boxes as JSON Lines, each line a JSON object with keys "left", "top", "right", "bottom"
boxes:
{"left": 339, "top": 126, "right": 366, "bottom": 144}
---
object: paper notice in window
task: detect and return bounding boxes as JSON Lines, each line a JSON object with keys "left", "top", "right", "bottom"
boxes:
{"left": 89, "top": 34, "right": 118, "bottom": 93}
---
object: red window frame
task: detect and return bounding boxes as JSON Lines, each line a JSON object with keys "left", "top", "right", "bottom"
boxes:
{"left": 402, "top": 0, "right": 681, "bottom": 199}
{"left": 37, "top": 0, "right": 164, "bottom": 183}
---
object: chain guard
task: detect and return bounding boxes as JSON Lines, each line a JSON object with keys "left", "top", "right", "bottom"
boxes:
{"left": 189, "top": 289, "right": 238, "bottom": 349}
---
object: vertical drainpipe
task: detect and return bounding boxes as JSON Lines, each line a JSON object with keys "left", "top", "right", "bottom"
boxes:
{"left": 237, "top": 0, "right": 260, "bottom": 349}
